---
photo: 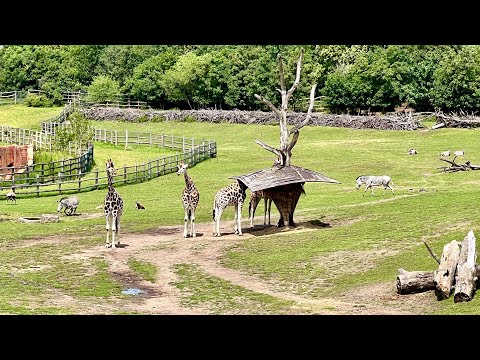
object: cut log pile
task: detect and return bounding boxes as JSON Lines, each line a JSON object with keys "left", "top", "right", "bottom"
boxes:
{"left": 80, "top": 108, "right": 422, "bottom": 130}
{"left": 432, "top": 111, "right": 480, "bottom": 129}
{"left": 437, "top": 156, "right": 480, "bottom": 172}
{"left": 397, "top": 230, "right": 478, "bottom": 302}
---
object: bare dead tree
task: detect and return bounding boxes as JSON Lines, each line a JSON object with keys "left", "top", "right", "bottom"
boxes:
{"left": 254, "top": 48, "right": 317, "bottom": 167}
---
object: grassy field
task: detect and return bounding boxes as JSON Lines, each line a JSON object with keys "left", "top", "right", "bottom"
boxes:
{"left": 1, "top": 104, "right": 480, "bottom": 314}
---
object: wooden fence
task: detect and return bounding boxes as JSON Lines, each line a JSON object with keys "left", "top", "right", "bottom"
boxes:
{"left": 0, "top": 127, "right": 217, "bottom": 196}
{"left": 0, "top": 91, "right": 18, "bottom": 105}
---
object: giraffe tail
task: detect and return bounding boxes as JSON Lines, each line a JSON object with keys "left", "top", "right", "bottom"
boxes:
{"left": 188, "top": 209, "right": 192, "bottom": 220}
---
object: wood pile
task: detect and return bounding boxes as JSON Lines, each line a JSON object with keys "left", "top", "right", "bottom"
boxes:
{"left": 397, "top": 230, "right": 478, "bottom": 303}
{"left": 80, "top": 107, "right": 421, "bottom": 131}
{"left": 431, "top": 111, "right": 480, "bottom": 129}
{"left": 437, "top": 156, "right": 480, "bottom": 172}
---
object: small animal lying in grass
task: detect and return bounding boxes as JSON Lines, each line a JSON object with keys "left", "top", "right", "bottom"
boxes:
{"left": 454, "top": 149, "right": 465, "bottom": 156}
{"left": 440, "top": 150, "right": 450, "bottom": 157}
{"left": 407, "top": 148, "right": 417, "bottom": 155}
{"left": 135, "top": 201, "right": 145, "bottom": 209}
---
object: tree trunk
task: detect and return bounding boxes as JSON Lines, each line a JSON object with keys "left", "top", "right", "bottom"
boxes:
{"left": 397, "top": 265, "right": 480, "bottom": 295}
{"left": 434, "top": 240, "right": 461, "bottom": 299}
{"left": 396, "top": 268, "right": 436, "bottom": 294}
{"left": 454, "top": 230, "right": 478, "bottom": 303}
{"left": 263, "top": 183, "right": 305, "bottom": 228}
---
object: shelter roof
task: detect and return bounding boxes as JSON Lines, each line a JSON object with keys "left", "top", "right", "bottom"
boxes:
{"left": 229, "top": 165, "right": 341, "bottom": 192}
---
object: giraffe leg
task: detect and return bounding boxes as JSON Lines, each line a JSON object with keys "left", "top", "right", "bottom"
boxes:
{"left": 183, "top": 210, "right": 189, "bottom": 238}
{"left": 115, "top": 214, "right": 121, "bottom": 247}
{"left": 111, "top": 215, "right": 117, "bottom": 249}
{"left": 234, "top": 205, "right": 239, "bottom": 234}
{"left": 191, "top": 210, "right": 196, "bottom": 238}
{"left": 263, "top": 197, "right": 267, "bottom": 226}
{"left": 214, "top": 207, "right": 224, "bottom": 237}
{"left": 237, "top": 203, "right": 243, "bottom": 236}
{"left": 105, "top": 214, "right": 111, "bottom": 248}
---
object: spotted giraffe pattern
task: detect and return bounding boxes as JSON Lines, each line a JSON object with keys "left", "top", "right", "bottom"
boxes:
{"left": 212, "top": 181, "right": 247, "bottom": 237}
{"left": 104, "top": 159, "right": 124, "bottom": 249}
{"left": 248, "top": 189, "right": 273, "bottom": 228}
{"left": 177, "top": 161, "right": 200, "bottom": 238}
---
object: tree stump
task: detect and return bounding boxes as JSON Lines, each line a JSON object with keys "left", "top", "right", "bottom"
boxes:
{"left": 434, "top": 240, "right": 461, "bottom": 299}
{"left": 454, "top": 230, "right": 477, "bottom": 303}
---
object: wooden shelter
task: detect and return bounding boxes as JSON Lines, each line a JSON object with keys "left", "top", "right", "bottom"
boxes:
{"left": 230, "top": 165, "right": 340, "bottom": 227}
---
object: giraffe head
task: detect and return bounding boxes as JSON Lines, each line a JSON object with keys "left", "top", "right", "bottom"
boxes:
{"left": 177, "top": 161, "right": 188, "bottom": 176}
{"left": 106, "top": 159, "right": 117, "bottom": 176}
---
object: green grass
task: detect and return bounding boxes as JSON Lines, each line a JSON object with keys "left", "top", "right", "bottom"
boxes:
{"left": 0, "top": 103, "right": 63, "bottom": 130}
{"left": 127, "top": 258, "right": 157, "bottom": 283}
{"left": 1, "top": 105, "right": 480, "bottom": 314}
{"left": 172, "top": 263, "right": 296, "bottom": 314}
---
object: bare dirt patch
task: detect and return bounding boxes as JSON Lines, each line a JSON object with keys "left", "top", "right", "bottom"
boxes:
{"left": 18, "top": 218, "right": 437, "bottom": 315}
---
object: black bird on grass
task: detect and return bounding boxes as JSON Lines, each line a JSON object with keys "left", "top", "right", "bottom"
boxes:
{"left": 135, "top": 200, "right": 145, "bottom": 209}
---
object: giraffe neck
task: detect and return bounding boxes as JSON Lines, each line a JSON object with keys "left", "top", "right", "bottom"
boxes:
{"left": 107, "top": 173, "right": 116, "bottom": 194}
{"left": 184, "top": 172, "right": 195, "bottom": 190}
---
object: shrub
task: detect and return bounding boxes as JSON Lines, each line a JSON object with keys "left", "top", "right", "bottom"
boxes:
{"left": 24, "top": 93, "right": 54, "bottom": 107}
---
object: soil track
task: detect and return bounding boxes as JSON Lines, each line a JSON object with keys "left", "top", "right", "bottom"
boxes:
{"left": 49, "top": 218, "right": 435, "bottom": 315}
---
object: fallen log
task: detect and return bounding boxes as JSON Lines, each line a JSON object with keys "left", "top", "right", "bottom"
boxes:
{"left": 397, "top": 265, "right": 480, "bottom": 295}
{"left": 434, "top": 240, "right": 460, "bottom": 299}
{"left": 437, "top": 157, "right": 480, "bottom": 172}
{"left": 454, "top": 230, "right": 478, "bottom": 303}
{"left": 396, "top": 269, "right": 436, "bottom": 294}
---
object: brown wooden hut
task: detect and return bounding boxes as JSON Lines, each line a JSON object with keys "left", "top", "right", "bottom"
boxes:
{"left": 230, "top": 165, "right": 340, "bottom": 227}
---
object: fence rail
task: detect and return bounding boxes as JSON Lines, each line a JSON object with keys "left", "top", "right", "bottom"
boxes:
{"left": 0, "top": 127, "right": 217, "bottom": 196}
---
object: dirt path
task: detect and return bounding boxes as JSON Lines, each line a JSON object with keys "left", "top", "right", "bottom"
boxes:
{"left": 53, "top": 218, "right": 434, "bottom": 315}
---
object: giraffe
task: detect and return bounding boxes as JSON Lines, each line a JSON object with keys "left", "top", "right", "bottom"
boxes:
{"left": 177, "top": 161, "right": 200, "bottom": 238}
{"left": 248, "top": 189, "right": 273, "bottom": 228}
{"left": 212, "top": 180, "right": 247, "bottom": 237}
{"left": 104, "top": 159, "right": 124, "bottom": 249}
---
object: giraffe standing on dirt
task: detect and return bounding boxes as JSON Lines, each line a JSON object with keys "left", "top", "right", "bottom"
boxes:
{"left": 177, "top": 161, "right": 200, "bottom": 238}
{"left": 212, "top": 180, "right": 247, "bottom": 237}
{"left": 248, "top": 189, "right": 273, "bottom": 228}
{"left": 104, "top": 159, "right": 124, "bottom": 249}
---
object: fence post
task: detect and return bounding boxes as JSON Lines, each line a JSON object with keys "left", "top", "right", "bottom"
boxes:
{"left": 36, "top": 174, "right": 40, "bottom": 197}
{"left": 95, "top": 168, "right": 99, "bottom": 190}
{"left": 58, "top": 172, "right": 62, "bottom": 195}
{"left": 125, "top": 129, "right": 128, "bottom": 150}
{"left": 78, "top": 170, "right": 81, "bottom": 192}
{"left": 124, "top": 165, "right": 127, "bottom": 185}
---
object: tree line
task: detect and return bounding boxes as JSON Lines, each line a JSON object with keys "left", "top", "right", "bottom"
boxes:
{"left": 0, "top": 45, "right": 478, "bottom": 113}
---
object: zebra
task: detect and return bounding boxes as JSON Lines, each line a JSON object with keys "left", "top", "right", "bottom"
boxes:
{"left": 57, "top": 195, "right": 79, "bottom": 215}
{"left": 355, "top": 175, "right": 396, "bottom": 196}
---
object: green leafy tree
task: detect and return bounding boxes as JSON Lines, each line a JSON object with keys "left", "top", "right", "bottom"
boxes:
{"left": 55, "top": 112, "right": 94, "bottom": 156}
{"left": 123, "top": 51, "right": 179, "bottom": 107}
{"left": 431, "top": 45, "right": 480, "bottom": 111}
{"left": 86, "top": 75, "right": 120, "bottom": 103}
{"left": 161, "top": 52, "right": 213, "bottom": 109}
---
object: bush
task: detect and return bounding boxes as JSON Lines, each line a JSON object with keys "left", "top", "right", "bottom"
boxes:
{"left": 24, "top": 93, "right": 54, "bottom": 107}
